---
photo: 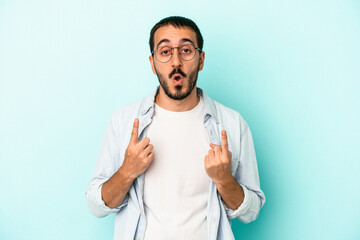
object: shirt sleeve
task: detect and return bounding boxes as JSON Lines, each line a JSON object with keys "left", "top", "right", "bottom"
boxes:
{"left": 223, "top": 184, "right": 253, "bottom": 219}
{"left": 85, "top": 114, "right": 128, "bottom": 218}
{"left": 227, "top": 123, "right": 266, "bottom": 223}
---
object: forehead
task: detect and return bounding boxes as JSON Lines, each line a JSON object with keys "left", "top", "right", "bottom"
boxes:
{"left": 153, "top": 25, "right": 197, "bottom": 47}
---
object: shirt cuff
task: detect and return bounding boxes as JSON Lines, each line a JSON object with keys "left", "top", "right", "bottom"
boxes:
{"left": 224, "top": 184, "right": 253, "bottom": 219}
{"left": 95, "top": 181, "right": 128, "bottom": 213}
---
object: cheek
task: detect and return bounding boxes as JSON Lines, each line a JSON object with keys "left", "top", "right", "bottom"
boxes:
{"left": 188, "top": 63, "right": 200, "bottom": 74}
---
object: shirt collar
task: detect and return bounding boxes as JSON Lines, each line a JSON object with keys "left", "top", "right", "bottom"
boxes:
{"left": 140, "top": 86, "right": 219, "bottom": 123}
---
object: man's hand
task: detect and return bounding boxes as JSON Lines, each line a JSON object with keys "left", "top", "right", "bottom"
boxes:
{"left": 121, "top": 118, "right": 154, "bottom": 180}
{"left": 205, "top": 130, "right": 245, "bottom": 210}
{"left": 204, "top": 130, "right": 233, "bottom": 183}
{"left": 102, "top": 118, "right": 154, "bottom": 208}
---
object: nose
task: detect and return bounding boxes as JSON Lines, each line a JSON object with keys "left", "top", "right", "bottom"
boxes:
{"left": 171, "top": 48, "right": 182, "bottom": 68}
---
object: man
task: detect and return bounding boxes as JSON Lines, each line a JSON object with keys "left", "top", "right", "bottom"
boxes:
{"left": 86, "top": 16, "right": 265, "bottom": 240}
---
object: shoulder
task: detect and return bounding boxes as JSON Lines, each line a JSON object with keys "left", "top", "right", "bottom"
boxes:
{"left": 110, "top": 87, "right": 156, "bottom": 120}
{"left": 200, "top": 87, "right": 249, "bottom": 134}
{"left": 108, "top": 96, "right": 148, "bottom": 133}
{"left": 111, "top": 98, "right": 143, "bottom": 119}
{"left": 210, "top": 98, "right": 249, "bottom": 135}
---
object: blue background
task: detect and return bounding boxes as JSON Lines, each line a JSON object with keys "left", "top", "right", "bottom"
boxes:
{"left": 1, "top": 0, "right": 359, "bottom": 239}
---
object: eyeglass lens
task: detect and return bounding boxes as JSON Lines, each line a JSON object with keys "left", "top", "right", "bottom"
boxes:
{"left": 155, "top": 44, "right": 197, "bottom": 63}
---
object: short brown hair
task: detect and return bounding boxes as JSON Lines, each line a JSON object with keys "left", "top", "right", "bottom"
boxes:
{"left": 149, "top": 16, "right": 204, "bottom": 55}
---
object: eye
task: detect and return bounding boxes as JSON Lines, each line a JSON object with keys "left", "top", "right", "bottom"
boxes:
{"left": 180, "top": 46, "right": 193, "bottom": 55}
{"left": 159, "top": 47, "right": 171, "bottom": 56}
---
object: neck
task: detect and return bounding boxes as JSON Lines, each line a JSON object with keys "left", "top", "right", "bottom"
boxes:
{"left": 155, "top": 86, "right": 200, "bottom": 112}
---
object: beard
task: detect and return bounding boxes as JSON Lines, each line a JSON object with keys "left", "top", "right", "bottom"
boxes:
{"left": 154, "top": 63, "right": 200, "bottom": 100}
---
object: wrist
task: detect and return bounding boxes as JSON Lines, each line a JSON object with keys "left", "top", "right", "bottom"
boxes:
{"left": 213, "top": 174, "right": 234, "bottom": 187}
{"left": 117, "top": 165, "right": 136, "bottom": 183}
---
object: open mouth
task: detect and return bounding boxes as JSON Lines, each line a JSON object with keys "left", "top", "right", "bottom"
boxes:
{"left": 172, "top": 74, "right": 183, "bottom": 84}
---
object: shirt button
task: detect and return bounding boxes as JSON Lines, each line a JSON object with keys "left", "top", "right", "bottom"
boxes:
{"left": 136, "top": 236, "right": 140, "bottom": 240}
{"left": 140, "top": 122, "right": 144, "bottom": 126}
{"left": 141, "top": 208, "right": 144, "bottom": 213}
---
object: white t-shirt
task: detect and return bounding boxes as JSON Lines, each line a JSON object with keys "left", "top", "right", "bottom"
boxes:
{"left": 143, "top": 96, "right": 211, "bottom": 240}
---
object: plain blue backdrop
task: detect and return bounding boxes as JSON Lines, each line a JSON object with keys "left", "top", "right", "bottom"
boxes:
{"left": 0, "top": 0, "right": 359, "bottom": 239}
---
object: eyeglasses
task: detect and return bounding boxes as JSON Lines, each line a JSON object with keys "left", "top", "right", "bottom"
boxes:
{"left": 152, "top": 44, "right": 202, "bottom": 63}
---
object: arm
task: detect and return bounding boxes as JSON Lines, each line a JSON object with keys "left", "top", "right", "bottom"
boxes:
{"left": 102, "top": 119, "right": 154, "bottom": 208}
{"left": 232, "top": 124, "right": 265, "bottom": 223}
{"left": 205, "top": 128, "right": 265, "bottom": 222}
{"left": 85, "top": 118, "right": 154, "bottom": 217}
{"left": 213, "top": 174, "right": 244, "bottom": 210}
{"left": 101, "top": 167, "right": 135, "bottom": 209}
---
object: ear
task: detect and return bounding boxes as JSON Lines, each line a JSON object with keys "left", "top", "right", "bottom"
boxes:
{"left": 198, "top": 51, "right": 205, "bottom": 71}
{"left": 149, "top": 55, "right": 157, "bottom": 74}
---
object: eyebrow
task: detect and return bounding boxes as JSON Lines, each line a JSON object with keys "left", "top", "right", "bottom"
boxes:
{"left": 156, "top": 38, "right": 195, "bottom": 49}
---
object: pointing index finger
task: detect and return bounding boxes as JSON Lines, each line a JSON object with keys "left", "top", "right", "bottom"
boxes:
{"left": 130, "top": 118, "right": 139, "bottom": 143}
{"left": 221, "top": 130, "right": 228, "bottom": 152}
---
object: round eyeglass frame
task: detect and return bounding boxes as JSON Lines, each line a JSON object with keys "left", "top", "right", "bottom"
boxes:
{"left": 151, "top": 44, "right": 202, "bottom": 63}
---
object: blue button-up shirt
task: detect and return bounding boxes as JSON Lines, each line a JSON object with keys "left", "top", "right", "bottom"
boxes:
{"left": 85, "top": 87, "right": 266, "bottom": 240}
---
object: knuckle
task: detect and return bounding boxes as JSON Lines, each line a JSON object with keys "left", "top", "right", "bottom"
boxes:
{"left": 127, "top": 147, "right": 134, "bottom": 155}
{"left": 142, "top": 157, "right": 149, "bottom": 164}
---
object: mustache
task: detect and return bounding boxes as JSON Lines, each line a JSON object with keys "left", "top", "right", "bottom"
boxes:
{"left": 169, "top": 68, "right": 187, "bottom": 79}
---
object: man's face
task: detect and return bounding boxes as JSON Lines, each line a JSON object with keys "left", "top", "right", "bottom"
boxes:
{"left": 149, "top": 25, "right": 205, "bottom": 100}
